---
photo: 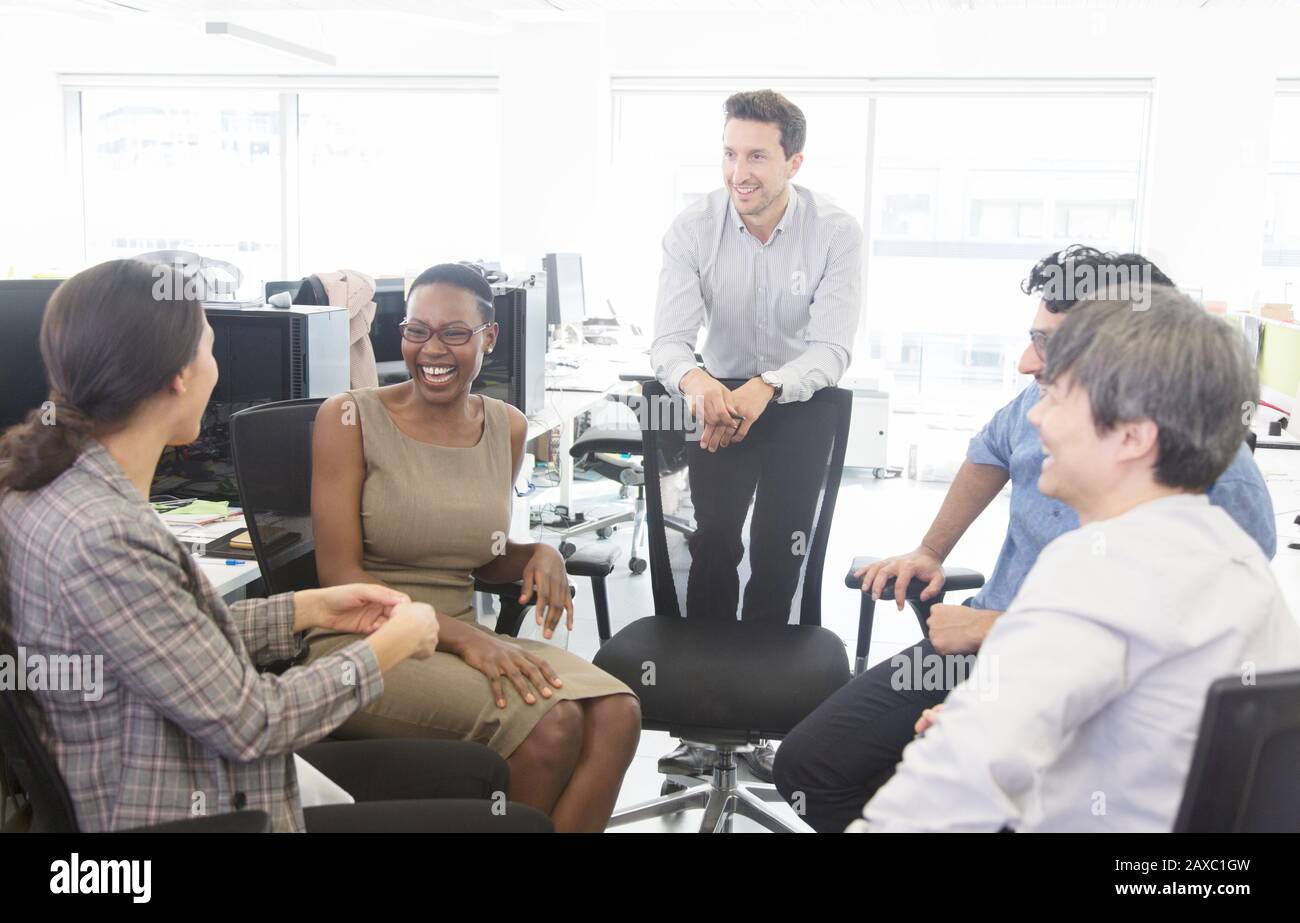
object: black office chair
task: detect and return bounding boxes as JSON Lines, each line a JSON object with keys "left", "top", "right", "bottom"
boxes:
{"left": 566, "top": 391, "right": 696, "bottom": 577}
{"left": 228, "top": 398, "right": 619, "bottom": 640}
{"left": 0, "top": 658, "right": 270, "bottom": 833}
{"left": 1173, "top": 668, "right": 1300, "bottom": 832}
{"left": 592, "top": 381, "right": 854, "bottom": 832}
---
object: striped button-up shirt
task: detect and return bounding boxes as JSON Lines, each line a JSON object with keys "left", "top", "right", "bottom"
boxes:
{"left": 0, "top": 441, "right": 383, "bottom": 832}
{"left": 651, "top": 184, "right": 864, "bottom": 403}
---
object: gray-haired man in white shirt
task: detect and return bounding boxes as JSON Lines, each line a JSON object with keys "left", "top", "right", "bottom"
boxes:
{"left": 854, "top": 287, "right": 1300, "bottom": 832}
{"left": 650, "top": 90, "right": 863, "bottom": 780}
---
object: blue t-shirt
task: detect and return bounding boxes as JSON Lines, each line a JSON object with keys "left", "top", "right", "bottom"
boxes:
{"left": 965, "top": 382, "right": 1277, "bottom": 611}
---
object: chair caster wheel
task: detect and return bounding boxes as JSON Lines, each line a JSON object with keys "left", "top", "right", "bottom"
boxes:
{"left": 559, "top": 541, "right": 577, "bottom": 558}
{"left": 629, "top": 557, "right": 647, "bottom": 575}
{"left": 596, "top": 527, "right": 613, "bottom": 540}
{"left": 661, "top": 779, "right": 686, "bottom": 796}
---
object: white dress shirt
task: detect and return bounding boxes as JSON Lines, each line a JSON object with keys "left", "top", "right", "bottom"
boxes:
{"left": 650, "top": 184, "right": 863, "bottom": 403}
{"left": 853, "top": 493, "right": 1300, "bottom": 833}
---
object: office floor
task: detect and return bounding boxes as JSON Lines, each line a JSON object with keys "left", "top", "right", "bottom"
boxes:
{"left": 498, "top": 447, "right": 1300, "bottom": 833}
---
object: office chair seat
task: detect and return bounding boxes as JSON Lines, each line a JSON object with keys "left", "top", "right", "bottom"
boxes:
{"left": 593, "top": 617, "right": 850, "bottom": 741}
{"left": 570, "top": 426, "right": 642, "bottom": 456}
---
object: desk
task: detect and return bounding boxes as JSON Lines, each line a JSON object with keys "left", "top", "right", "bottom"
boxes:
{"left": 528, "top": 378, "right": 641, "bottom": 513}
{"left": 169, "top": 518, "right": 263, "bottom": 599}
{"left": 1253, "top": 438, "right": 1300, "bottom": 618}
{"left": 198, "top": 556, "right": 261, "bottom": 599}
{"left": 517, "top": 343, "right": 650, "bottom": 513}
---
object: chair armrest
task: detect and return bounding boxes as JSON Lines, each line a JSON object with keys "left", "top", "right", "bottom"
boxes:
{"left": 564, "top": 544, "right": 621, "bottom": 578}
{"left": 474, "top": 578, "right": 525, "bottom": 599}
{"left": 843, "top": 556, "right": 985, "bottom": 598}
{"left": 124, "top": 810, "right": 271, "bottom": 833}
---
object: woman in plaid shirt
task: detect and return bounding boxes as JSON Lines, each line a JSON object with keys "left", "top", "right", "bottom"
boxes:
{"left": 0, "top": 260, "right": 541, "bottom": 832}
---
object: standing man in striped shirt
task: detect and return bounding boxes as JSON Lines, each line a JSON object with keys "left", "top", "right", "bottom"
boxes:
{"left": 650, "top": 89, "right": 864, "bottom": 780}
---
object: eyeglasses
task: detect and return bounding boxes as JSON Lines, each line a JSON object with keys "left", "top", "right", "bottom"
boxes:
{"left": 1029, "top": 329, "right": 1051, "bottom": 361}
{"left": 399, "top": 320, "right": 492, "bottom": 347}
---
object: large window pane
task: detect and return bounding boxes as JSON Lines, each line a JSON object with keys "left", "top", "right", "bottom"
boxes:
{"left": 297, "top": 90, "right": 501, "bottom": 277}
{"left": 80, "top": 88, "right": 283, "bottom": 295}
{"left": 1263, "top": 92, "right": 1300, "bottom": 305}
{"left": 867, "top": 93, "right": 1149, "bottom": 437}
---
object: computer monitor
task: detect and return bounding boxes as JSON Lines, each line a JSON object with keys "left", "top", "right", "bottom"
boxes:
{"left": 264, "top": 279, "right": 303, "bottom": 303}
{"left": 0, "top": 279, "right": 61, "bottom": 431}
{"left": 543, "top": 253, "right": 586, "bottom": 329}
{"left": 153, "top": 304, "right": 349, "bottom": 500}
{"left": 369, "top": 277, "right": 408, "bottom": 364}
{"left": 473, "top": 276, "right": 545, "bottom": 417}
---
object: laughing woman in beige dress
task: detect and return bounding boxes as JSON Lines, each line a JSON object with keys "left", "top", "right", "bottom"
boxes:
{"left": 309, "top": 263, "right": 640, "bottom": 832}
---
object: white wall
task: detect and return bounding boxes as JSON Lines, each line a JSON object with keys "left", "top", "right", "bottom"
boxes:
{"left": 2, "top": 6, "right": 1298, "bottom": 313}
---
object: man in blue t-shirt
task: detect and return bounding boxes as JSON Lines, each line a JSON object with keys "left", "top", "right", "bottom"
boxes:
{"left": 772, "top": 245, "right": 1277, "bottom": 832}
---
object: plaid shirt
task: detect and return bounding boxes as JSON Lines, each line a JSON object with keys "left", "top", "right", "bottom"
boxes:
{"left": 0, "top": 441, "right": 383, "bottom": 832}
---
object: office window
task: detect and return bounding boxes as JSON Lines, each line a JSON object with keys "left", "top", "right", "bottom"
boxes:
{"left": 78, "top": 89, "right": 284, "bottom": 291}
{"left": 297, "top": 90, "right": 501, "bottom": 276}
{"left": 867, "top": 93, "right": 1149, "bottom": 430}
{"left": 72, "top": 80, "right": 501, "bottom": 293}
{"left": 1263, "top": 90, "right": 1300, "bottom": 306}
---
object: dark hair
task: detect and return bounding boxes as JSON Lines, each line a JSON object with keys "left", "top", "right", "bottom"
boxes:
{"left": 1023, "top": 245, "right": 1175, "bottom": 313}
{"left": 724, "top": 90, "right": 806, "bottom": 159}
{"left": 0, "top": 259, "right": 206, "bottom": 492}
{"left": 1042, "top": 286, "right": 1256, "bottom": 492}
{"left": 406, "top": 263, "right": 495, "bottom": 323}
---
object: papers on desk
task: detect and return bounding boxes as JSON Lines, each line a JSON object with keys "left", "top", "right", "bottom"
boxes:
{"left": 155, "top": 499, "right": 242, "bottom": 527}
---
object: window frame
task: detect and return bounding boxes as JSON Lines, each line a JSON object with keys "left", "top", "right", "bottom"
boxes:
{"left": 61, "top": 74, "right": 499, "bottom": 280}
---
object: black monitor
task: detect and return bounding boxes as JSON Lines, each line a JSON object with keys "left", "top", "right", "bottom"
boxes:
{"left": 264, "top": 279, "right": 303, "bottom": 303}
{"left": 473, "top": 277, "right": 545, "bottom": 417}
{"left": 0, "top": 280, "right": 62, "bottom": 432}
{"left": 543, "top": 253, "right": 585, "bottom": 328}
{"left": 369, "top": 278, "right": 407, "bottom": 364}
{"left": 153, "top": 305, "right": 348, "bottom": 501}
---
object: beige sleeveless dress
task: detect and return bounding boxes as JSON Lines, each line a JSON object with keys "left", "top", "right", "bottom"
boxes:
{"left": 306, "top": 387, "right": 633, "bottom": 757}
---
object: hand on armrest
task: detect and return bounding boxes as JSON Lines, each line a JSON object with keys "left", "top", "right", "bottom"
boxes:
{"left": 846, "top": 553, "right": 985, "bottom": 610}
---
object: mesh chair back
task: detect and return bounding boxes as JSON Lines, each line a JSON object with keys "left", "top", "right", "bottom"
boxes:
{"left": 1174, "top": 669, "right": 1300, "bottom": 832}
{"left": 636, "top": 379, "right": 851, "bottom": 626}
{"left": 229, "top": 398, "right": 325, "bottom": 595}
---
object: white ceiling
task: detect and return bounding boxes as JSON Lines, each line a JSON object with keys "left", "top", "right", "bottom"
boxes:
{"left": 7, "top": 0, "right": 1300, "bottom": 15}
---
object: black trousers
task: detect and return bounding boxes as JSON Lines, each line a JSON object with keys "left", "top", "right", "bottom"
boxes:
{"left": 298, "top": 739, "right": 552, "bottom": 833}
{"left": 772, "top": 639, "right": 960, "bottom": 833}
{"left": 684, "top": 398, "right": 835, "bottom": 623}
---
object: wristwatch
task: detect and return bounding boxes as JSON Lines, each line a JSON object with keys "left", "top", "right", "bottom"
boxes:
{"left": 760, "top": 371, "right": 784, "bottom": 401}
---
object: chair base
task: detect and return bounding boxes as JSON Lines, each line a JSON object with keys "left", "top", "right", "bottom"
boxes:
{"left": 552, "top": 507, "right": 636, "bottom": 541}
{"left": 606, "top": 746, "right": 808, "bottom": 833}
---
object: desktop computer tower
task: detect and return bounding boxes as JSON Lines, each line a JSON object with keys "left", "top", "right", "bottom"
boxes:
{"left": 154, "top": 304, "right": 349, "bottom": 500}
{"left": 474, "top": 275, "right": 545, "bottom": 418}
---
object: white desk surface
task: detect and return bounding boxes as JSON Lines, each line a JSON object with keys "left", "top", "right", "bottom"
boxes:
{"left": 1250, "top": 438, "right": 1300, "bottom": 617}
{"left": 167, "top": 518, "right": 263, "bottom": 599}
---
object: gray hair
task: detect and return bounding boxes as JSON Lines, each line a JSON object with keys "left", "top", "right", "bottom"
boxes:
{"left": 1042, "top": 285, "right": 1257, "bottom": 491}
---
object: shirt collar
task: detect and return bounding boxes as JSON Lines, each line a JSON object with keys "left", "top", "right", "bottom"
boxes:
{"left": 727, "top": 184, "right": 800, "bottom": 239}
{"left": 75, "top": 439, "right": 150, "bottom": 508}
{"left": 774, "top": 185, "right": 800, "bottom": 234}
